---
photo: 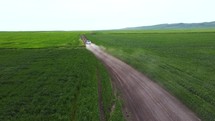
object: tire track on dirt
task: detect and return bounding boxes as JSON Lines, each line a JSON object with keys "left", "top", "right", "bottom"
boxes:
{"left": 96, "top": 68, "right": 106, "bottom": 121}
{"left": 86, "top": 43, "right": 201, "bottom": 121}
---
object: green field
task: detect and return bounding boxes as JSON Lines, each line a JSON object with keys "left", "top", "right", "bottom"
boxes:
{"left": 0, "top": 32, "right": 83, "bottom": 48}
{"left": 0, "top": 32, "right": 124, "bottom": 121}
{"left": 86, "top": 31, "right": 215, "bottom": 121}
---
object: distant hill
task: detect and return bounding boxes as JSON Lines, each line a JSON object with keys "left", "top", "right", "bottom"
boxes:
{"left": 123, "top": 21, "right": 215, "bottom": 30}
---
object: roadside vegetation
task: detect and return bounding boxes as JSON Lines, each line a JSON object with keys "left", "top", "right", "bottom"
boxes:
{"left": 0, "top": 32, "right": 124, "bottom": 121}
{"left": 86, "top": 30, "right": 215, "bottom": 121}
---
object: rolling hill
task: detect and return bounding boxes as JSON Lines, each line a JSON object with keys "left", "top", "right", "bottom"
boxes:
{"left": 123, "top": 21, "right": 215, "bottom": 30}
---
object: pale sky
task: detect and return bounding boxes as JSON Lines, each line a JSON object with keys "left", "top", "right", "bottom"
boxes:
{"left": 0, "top": 0, "right": 214, "bottom": 31}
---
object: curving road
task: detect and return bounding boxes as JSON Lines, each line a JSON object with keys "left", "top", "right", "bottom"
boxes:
{"left": 86, "top": 43, "right": 201, "bottom": 121}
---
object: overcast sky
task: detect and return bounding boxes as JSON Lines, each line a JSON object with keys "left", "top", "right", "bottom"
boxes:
{"left": 0, "top": 0, "right": 214, "bottom": 31}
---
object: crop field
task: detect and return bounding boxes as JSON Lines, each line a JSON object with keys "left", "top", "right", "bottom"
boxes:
{"left": 0, "top": 32, "right": 124, "bottom": 121}
{"left": 86, "top": 31, "right": 215, "bottom": 121}
{"left": 0, "top": 32, "right": 83, "bottom": 48}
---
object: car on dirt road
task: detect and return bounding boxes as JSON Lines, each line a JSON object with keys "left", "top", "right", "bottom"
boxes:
{"left": 86, "top": 40, "right": 91, "bottom": 45}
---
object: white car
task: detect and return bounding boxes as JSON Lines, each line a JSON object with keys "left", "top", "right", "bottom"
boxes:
{"left": 86, "top": 40, "right": 91, "bottom": 45}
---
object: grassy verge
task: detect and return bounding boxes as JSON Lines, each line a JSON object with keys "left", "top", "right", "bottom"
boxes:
{"left": 97, "top": 62, "right": 124, "bottom": 121}
{"left": 86, "top": 31, "right": 215, "bottom": 121}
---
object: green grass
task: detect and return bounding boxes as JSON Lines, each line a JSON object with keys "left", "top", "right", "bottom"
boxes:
{"left": 0, "top": 32, "right": 124, "bottom": 121}
{"left": 96, "top": 29, "right": 215, "bottom": 34}
{"left": 0, "top": 32, "right": 83, "bottom": 48}
{"left": 86, "top": 31, "right": 215, "bottom": 121}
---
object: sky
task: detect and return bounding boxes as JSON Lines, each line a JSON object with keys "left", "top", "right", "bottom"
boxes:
{"left": 0, "top": 0, "right": 214, "bottom": 31}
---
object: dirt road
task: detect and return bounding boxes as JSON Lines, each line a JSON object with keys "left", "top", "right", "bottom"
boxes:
{"left": 86, "top": 43, "right": 201, "bottom": 121}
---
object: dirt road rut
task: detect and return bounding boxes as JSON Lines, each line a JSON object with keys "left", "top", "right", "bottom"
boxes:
{"left": 86, "top": 43, "right": 201, "bottom": 121}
